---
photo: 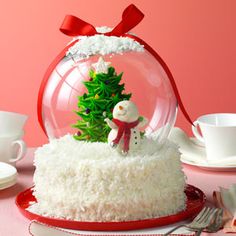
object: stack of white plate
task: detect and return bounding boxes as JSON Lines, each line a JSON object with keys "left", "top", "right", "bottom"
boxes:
{"left": 0, "top": 162, "right": 17, "bottom": 190}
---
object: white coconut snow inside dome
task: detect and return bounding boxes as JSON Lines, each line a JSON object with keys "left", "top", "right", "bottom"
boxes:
{"left": 66, "top": 26, "right": 144, "bottom": 60}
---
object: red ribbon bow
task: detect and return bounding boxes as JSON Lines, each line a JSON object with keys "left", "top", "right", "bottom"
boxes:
{"left": 60, "top": 4, "right": 144, "bottom": 37}
{"left": 37, "top": 4, "right": 193, "bottom": 136}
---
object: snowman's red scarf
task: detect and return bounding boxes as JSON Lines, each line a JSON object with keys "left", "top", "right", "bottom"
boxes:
{"left": 112, "top": 118, "right": 139, "bottom": 153}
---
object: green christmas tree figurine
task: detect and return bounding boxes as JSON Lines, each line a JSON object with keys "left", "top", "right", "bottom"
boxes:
{"left": 73, "top": 57, "right": 131, "bottom": 142}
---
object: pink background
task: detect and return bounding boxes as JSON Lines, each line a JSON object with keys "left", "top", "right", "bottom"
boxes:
{"left": 0, "top": 0, "right": 236, "bottom": 146}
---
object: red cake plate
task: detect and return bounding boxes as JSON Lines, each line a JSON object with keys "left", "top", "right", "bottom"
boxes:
{"left": 16, "top": 184, "right": 206, "bottom": 231}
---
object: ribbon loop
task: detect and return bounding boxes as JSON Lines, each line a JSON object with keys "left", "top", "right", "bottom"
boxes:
{"left": 60, "top": 15, "right": 97, "bottom": 36}
{"left": 106, "top": 4, "right": 144, "bottom": 36}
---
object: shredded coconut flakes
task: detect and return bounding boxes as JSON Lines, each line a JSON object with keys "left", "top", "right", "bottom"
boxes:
{"left": 28, "top": 135, "right": 186, "bottom": 222}
{"left": 67, "top": 27, "right": 144, "bottom": 60}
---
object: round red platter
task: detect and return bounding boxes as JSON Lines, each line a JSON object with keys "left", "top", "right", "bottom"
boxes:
{"left": 16, "top": 184, "right": 206, "bottom": 231}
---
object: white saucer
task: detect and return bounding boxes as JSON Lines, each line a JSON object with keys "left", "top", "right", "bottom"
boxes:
{"left": 0, "top": 178, "right": 17, "bottom": 190}
{"left": 169, "top": 128, "right": 236, "bottom": 172}
{"left": 0, "top": 162, "right": 17, "bottom": 190}
{"left": 180, "top": 155, "right": 236, "bottom": 171}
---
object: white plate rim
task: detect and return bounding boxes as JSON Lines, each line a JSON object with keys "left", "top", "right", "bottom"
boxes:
{"left": 0, "top": 178, "right": 17, "bottom": 190}
{"left": 181, "top": 156, "right": 236, "bottom": 171}
{"left": 0, "top": 162, "right": 17, "bottom": 183}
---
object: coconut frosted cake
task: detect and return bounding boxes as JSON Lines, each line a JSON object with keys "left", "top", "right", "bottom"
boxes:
{"left": 28, "top": 135, "right": 186, "bottom": 222}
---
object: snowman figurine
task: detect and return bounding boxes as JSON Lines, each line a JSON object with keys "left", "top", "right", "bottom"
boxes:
{"left": 105, "top": 101, "right": 147, "bottom": 155}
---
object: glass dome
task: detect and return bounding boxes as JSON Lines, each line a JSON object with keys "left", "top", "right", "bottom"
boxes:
{"left": 40, "top": 49, "right": 177, "bottom": 144}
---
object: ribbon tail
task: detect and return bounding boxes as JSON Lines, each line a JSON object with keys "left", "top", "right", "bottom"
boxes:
{"left": 123, "top": 129, "right": 131, "bottom": 153}
{"left": 126, "top": 35, "right": 194, "bottom": 126}
{"left": 107, "top": 4, "right": 144, "bottom": 36}
{"left": 113, "top": 126, "right": 124, "bottom": 145}
{"left": 60, "top": 15, "right": 97, "bottom": 36}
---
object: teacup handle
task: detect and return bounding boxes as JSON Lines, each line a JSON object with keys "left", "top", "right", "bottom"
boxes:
{"left": 192, "top": 121, "right": 205, "bottom": 144}
{"left": 9, "top": 140, "right": 26, "bottom": 163}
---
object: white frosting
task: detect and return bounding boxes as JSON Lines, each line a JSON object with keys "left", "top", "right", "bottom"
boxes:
{"left": 28, "top": 135, "right": 186, "bottom": 222}
{"left": 67, "top": 26, "right": 144, "bottom": 60}
{"left": 96, "top": 26, "right": 113, "bottom": 34}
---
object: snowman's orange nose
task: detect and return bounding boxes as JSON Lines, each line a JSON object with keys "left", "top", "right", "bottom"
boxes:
{"left": 119, "top": 106, "right": 123, "bottom": 110}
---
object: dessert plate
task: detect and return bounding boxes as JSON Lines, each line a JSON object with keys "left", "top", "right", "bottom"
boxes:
{"left": 169, "top": 127, "right": 236, "bottom": 172}
{"left": 0, "top": 178, "right": 17, "bottom": 190}
{"left": 16, "top": 185, "right": 206, "bottom": 231}
{"left": 0, "top": 162, "right": 17, "bottom": 190}
{"left": 181, "top": 155, "right": 236, "bottom": 171}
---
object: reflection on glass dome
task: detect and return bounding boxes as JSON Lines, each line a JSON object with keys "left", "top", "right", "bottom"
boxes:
{"left": 41, "top": 49, "right": 177, "bottom": 143}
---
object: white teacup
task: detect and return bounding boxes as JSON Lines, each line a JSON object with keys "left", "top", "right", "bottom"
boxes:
{"left": 192, "top": 113, "right": 236, "bottom": 161}
{"left": 0, "top": 111, "right": 27, "bottom": 136}
{"left": 0, "top": 132, "right": 26, "bottom": 165}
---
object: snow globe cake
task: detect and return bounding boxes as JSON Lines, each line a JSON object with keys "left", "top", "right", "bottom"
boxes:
{"left": 29, "top": 4, "right": 188, "bottom": 222}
